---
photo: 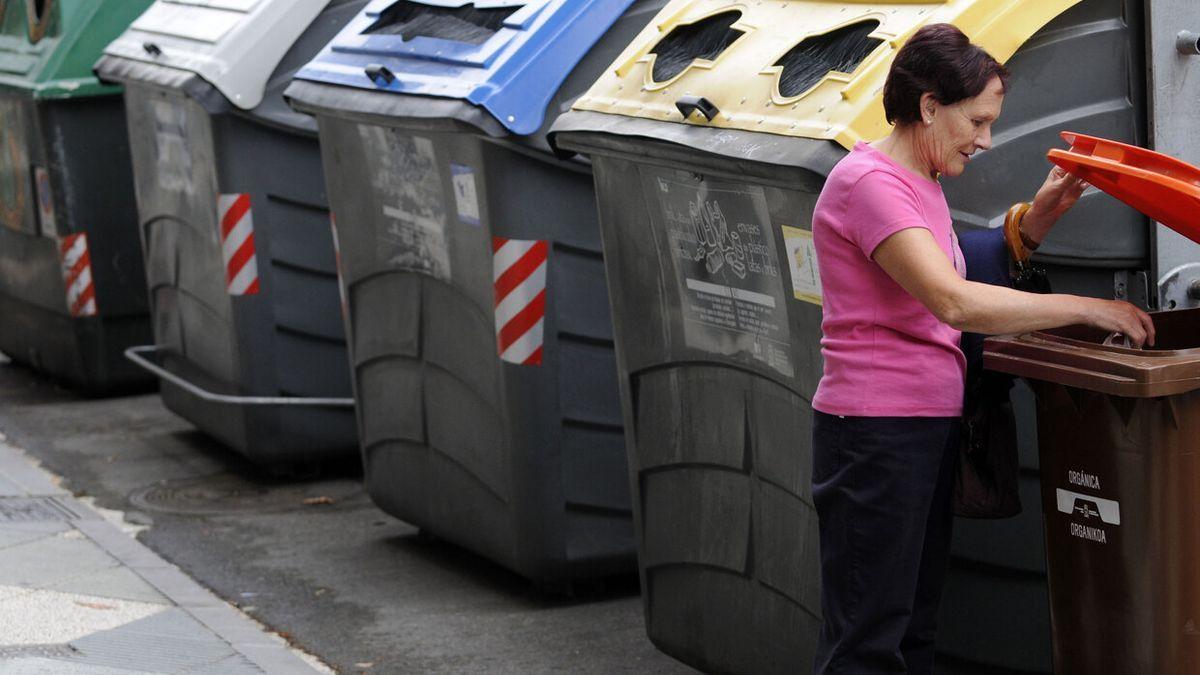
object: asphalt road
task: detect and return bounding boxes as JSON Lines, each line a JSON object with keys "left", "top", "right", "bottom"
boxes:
{"left": 0, "top": 355, "right": 695, "bottom": 674}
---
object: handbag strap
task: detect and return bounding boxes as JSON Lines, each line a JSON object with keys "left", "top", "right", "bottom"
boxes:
{"left": 1003, "top": 202, "right": 1033, "bottom": 265}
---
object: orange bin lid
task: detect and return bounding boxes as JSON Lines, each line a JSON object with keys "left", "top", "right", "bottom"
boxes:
{"left": 1048, "top": 132, "right": 1200, "bottom": 244}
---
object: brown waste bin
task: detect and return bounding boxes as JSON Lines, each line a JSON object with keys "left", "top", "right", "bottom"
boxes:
{"left": 985, "top": 308, "right": 1200, "bottom": 674}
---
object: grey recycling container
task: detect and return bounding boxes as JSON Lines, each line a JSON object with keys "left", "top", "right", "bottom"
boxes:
{"left": 285, "top": 0, "right": 661, "bottom": 582}
{"left": 95, "top": 0, "right": 368, "bottom": 466}
{"left": 552, "top": 0, "right": 1147, "bottom": 672}
{"left": 0, "top": 0, "right": 154, "bottom": 393}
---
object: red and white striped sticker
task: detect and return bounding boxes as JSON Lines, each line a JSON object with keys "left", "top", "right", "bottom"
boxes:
{"left": 217, "top": 193, "right": 260, "bottom": 296}
{"left": 59, "top": 233, "right": 97, "bottom": 317}
{"left": 493, "top": 237, "right": 547, "bottom": 366}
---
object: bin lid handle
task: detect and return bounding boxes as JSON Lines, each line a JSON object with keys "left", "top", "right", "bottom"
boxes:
{"left": 365, "top": 63, "right": 396, "bottom": 87}
{"left": 675, "top": 95, "right": 719, "bottom": 122}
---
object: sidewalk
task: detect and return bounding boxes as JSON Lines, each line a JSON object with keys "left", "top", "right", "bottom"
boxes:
{"left": 0, "top": 432, "right": 329, "bottom": 675}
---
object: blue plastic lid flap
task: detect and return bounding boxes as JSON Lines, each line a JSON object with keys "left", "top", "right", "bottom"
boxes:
{"left": 293, "top": 0, "right": 636, "bottom": 135}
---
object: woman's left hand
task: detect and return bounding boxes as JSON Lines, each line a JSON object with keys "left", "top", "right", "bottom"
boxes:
{"left": 1022, "top": 166, "right": 1088, "bottom": 245}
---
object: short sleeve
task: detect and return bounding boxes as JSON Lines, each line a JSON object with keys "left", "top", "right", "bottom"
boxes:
{"left": 841, "top": 170, "right": 931, "bottom": 259}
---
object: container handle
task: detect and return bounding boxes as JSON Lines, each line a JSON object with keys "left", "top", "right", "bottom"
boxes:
{"left": 124, "top": 346, "right": 355, "bottom": 408}
{"left": 675, "top": 95, "right": 720, "bottom": 122}
{"left": 364, "top": 64, "right": 396, "bottom": 86}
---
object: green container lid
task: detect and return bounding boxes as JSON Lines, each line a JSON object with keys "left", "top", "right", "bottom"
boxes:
{"left": 0, "top": 0, "right": 152, "bottom": 99}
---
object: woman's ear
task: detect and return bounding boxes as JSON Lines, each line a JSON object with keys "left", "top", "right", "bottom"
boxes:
{"left": 919, "top": 92, "right": 937, "bottom": 126}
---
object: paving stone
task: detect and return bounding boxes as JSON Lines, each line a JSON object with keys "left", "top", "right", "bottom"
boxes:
{"left": 0, "top": 497, "right": 87, "bottom": 523}
{"left": 45, "top": 566, "right": 169, "bottom": 605}
{"left": 0, "top": 656, "right": 162, "bottom": 674}
{"left": 0, "top": 521, "right": 72, "bottom": 536}
{"left": 0, "top": 526, "right": 56, "bottom": 552}
{"left": 0, "top": 473, "right": 24, "bottom": 496}
{"left": 106, "top": 607, "right": 226, "bottom": 642}
{"left": 232, "top": 642, "right": 322, "bottom": 674}
{"left": 0, "top": 644, "right": 79, "bottom": 660}
{"left": 70, "top": 611, "right": 236, "bottom": 673}
{"left": 183, "top": 653, "right": 264, "bottom": 675}
{"left": 72, "top": 519, "right": 167, "bottom": 570}
{"left": 186, "top": 605, "right": 278, "bottom": 648}
{"left": 0, "top": 588, "right": 167, "bottom": 646}
{"left": 135, "top": 566, "right": 224, "bottom": 608}
{"left": 0, "top": 534, "right": 118, "bottom": 588}
{"left": 0, "top": 445, "right": 68, "bottom": 496}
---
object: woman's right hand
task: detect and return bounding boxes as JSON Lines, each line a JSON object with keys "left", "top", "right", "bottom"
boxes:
{"left": 1083, "top": 298, "right": 1156, "bottom": 348}
{"left": 1022, "top": 166, "right": 1088, "bottom": 244}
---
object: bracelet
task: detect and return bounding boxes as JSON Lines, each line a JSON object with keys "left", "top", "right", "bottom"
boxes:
{"left": 1003, "top": 202, "right": 1033, "bottom": 264}
{"left": 1019, "top": 219, "right": 1041, "bottom": 252}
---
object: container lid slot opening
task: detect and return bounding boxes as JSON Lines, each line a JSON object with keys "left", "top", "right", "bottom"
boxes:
{"left": 648, "top": 10, "right": 743, "bottom": 83}
{"left": 362, "top": 1, "right": 519, "bottom": 45}
{"left": 774, "top": 20, "right": 881, "bottom": 98}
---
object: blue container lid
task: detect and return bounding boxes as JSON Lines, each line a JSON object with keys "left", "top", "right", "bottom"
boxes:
{"left": 291, "top": 0, "right": 636, "bottom": 136}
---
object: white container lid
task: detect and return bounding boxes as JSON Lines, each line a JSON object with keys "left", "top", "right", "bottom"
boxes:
{"left": 103, "top": 0, "right": 329, "bottom": 109}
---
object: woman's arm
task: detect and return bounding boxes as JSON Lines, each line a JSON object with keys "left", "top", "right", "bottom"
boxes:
{"left": 873, "top": 228, "right": 1156, "bottom": 347}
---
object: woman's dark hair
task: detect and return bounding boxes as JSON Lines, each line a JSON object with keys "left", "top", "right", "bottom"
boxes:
{"left": 883, "top": 23, "right": 1010, "bottom": 126}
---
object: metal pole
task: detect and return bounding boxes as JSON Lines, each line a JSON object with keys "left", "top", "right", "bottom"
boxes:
{"left": 124, "top": 346, "right": 355, "bottom": 408}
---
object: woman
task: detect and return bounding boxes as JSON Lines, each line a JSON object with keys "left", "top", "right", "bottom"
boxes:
{"left": 810, "top": 23, "right": 1155, "bottom": 674}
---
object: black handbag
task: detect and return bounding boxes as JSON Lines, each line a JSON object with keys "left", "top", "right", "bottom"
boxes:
{"left": 954, "top": 368, "right": 1021, "bottom": 518}
{"left": 952, "top": 209, "right": 1050, "bottom": 519}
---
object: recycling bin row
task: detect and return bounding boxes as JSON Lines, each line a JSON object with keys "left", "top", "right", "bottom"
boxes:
{"left": 0, "top": 0, "right": 648, "bottom": 580}
{"left": 1, "top": 0, "right": 1195, "bottom": 674}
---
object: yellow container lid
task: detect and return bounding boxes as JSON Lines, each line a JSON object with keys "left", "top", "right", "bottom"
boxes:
{"left": 572, "top": 0, "right": 1081, "bottom": 150}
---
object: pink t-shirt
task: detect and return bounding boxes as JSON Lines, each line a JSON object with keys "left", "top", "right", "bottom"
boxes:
{"left": 812, "top": 142, "right": 967, "bottom": 417}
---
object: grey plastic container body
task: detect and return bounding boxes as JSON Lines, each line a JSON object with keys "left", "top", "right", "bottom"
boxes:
{"left": 314, "top": 116, "right": 629, "bottom": 581}
{"left": 557, "top": 121, "right": 833, "bottom": 675}
{"left": 101, "top": 2, "right": 367, "bottom": 466}
{"left": 553, "top": 0, "right": 1147, "bottom": 672}
{"left": 0, "top": 90, "right": 151, "bottom": 393}
{"left": 116, "top": 80, "right": 354, "bottom": 465}
{"left": 289, "top": 2, "right": 666, "bottom": 581}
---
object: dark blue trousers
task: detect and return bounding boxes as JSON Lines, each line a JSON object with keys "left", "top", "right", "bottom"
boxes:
{"left": 811, "top": 412, "right": 960, "bottom": 674}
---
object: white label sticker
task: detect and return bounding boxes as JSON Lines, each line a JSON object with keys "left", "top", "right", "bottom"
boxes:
{"left": 782, "top": 225, "right": 822, "bottom": 305}
{"left": 451, "top": 163, "right": 480, "bottom": 226}
{"left": 1056, "top": 488, "right": 1121, "bottom": 526}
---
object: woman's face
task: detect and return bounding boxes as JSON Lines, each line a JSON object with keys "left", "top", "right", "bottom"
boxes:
{"left": 920, "top": 75, "right": 1005, "bottom": 178}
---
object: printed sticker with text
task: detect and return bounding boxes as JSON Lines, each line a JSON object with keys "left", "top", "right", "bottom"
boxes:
{"left": 781, "top": 225, "right": 822, "bottom": 305}
{"left": 451, "top": 164, "right": 481, "bottom": 226}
